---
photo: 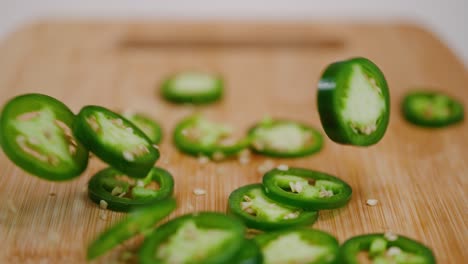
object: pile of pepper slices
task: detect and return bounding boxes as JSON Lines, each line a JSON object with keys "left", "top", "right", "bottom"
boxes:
{"left": 0, "top": 57, "right": 460, "bottom": 263}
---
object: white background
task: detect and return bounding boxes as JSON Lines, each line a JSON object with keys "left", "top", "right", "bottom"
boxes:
{"left": 0, "top": 0, "right": 467, "bottom": 65}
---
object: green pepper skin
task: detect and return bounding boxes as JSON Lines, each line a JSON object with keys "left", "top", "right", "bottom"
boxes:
{"left": 402, "top": 91, "right": 464, "bottom": 128}
{"left": 228, "top": 184, "right": 318, "bottom": 231}
{"left": 160, "top": 73, "right": 223, "bottom": 105}
{"left": 87, "top": 198, "right": 176, "bottom": 260}
{"left": 173, "top": 115, "right": 250, "bottom": 159}
{"left": 255, "top": 228, "right": 340, "bottom": 264}
{"left": 248, "top": 119, "right": 323, "bottom": 158}
{"left": 231, "top": 239, "right": 264, "bottom": 264}
{"left": 339, "top": 234, "right": 436, "bottom": 264}
{"left": 262, "top": 168, "right": 352, "bottom": 210}
{"left": 0, "top": 93, "right": 88, "bottom": 181}
{"left": 88, "top": 167, "right": 174, "bottom": 212}
{"left": 317, "top": 57, "right": 390, "bottom": 146}
{"left": 73, "top": 105, "right": 159, "bottom": 178}
{"left": 123, "top": 112, "right": 163, "bottom": 144}
{"left": 139, "top": 212, "right": 245, "bottom": 264}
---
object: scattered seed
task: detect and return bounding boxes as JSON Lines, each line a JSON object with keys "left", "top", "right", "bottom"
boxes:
{"left": 152, "top": 144, "right": 159, "bottom": 150}
{"left": 193, "top": 188, "right": 206, "bottom": 196}
{"left": 86, "top": 116, "right": 100, "bottom": 132}
{"left": 239, "top": 156, "right": 250, "bottom": 165}
{"left": 366, "top": 199, "right": 378, "bottom": 206}
{"left": 136, "top": 180, "right": 145, "bottom": 187}
{"left": 257, "top": 159, "right": 275, "bottom": 174}
{"left": 384, "top": 231, "right": 398, "bottom": 241}
{"left": 111, "top": 186, "right": 124, "bottom": 196}
{"left": 283, "top": 211, "right": 299, "bottom": 220}
{"left": 277, "top": 164, "right": 289, "bottom": 171}
{"left": 243, "top": 195, "right": 252, "bottom": 202}
{"left": 241, "top": 201, "right": 253, "bottom": 211}
{"left": 99, "top": 211, "right": 107, "bottom": 220}
{"left": 319, "top": 187, "right": 333, "bottom": 198}
{"left": 123, "top": 151, "right": 135, "bottom": 162}
{"left": 99, "top": 200, "right": 108, "bottom": 210}
{"left": 7, "top": 199, "right": 17, "bottom": 213}
{"left": 212, "top": 151, "right": 225, "bottom": 161}
{"left": 386, "top": 246, "right": 402, "bottom": 256}
{"left": 198, "top": 155, "right": 209, "bottom": 165}
{"left": 118, "top": 192, "right": 127, "bottom": 198}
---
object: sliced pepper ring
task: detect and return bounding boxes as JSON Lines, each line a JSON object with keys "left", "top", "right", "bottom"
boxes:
{"left": 122, "top": 111, "right": 163, "bottom": 144}
{"left": 228, "top": 184, "right": 318, "bottom": 231}
{"left": 255, "top": 228, "right": 340, "bottom": 264}
{"left": 0, "top": 93, "right": 88, "bottom": 181}
{"left": 263, "top": 167, "right": 352, "bottom": 210}
{"left": 232, "top": 239, "right": 264, "bottom": 264}
{"left": 339, "top": 233, "right": 436, "bottom": 264}
{"left": 173, "top": 115, "right": 250, "bottom": 160}
{"left": 160, "top": 72, "right": 223, "bottom": 104}
{"left": 402, "top": 90, "right": 464, "bottom": 127}
{"left": 139, "top": 212, "right": 245, "bottom": 264}
{"left": 88, "top": 166, "right": 174, "bottom": 212}
{"left": 248, "top": 118, "right": 323, "bottom": 158}
{"left": 73, "top": 105, "right": 159, "bottom": 178}
{"left": 317, "top": 57, "right": 390, "bottom": 146}
{"left": 87, "top": 198, "right": 176, "bottom": 260}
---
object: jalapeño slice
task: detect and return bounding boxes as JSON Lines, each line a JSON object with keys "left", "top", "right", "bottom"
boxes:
{"left": 74, "top": 105, "right": 159, "bottom": 178}
{"left": 0, "top": 93, "right": 88, "bottom": 181}
{"left": 402, "top": 90, "right": 464, "bottom": 127}
{"left": 232, "top": 239, "right": 264, "bottom": 264}
{"left": 88, "top": 167, "right": 174, "bottom": 212}
{"left": 228, "top": 184, "right": 318, "bottom": 231}
{"left": 139, "top": 212, "right": 245, "bottom": 264}
{"left": 122, "top": 111, "right": 163, "bottom": 144}
{"left": 161, "top": 72, "right": 223, "bottom": 104}
{"left": 87, "top": 198, "right": 176, "bottom": 260}
{"left": 255, "top": 228, "right": 340, "bottom": 264}
{"left": 173, "top": 115, "right": 249, "bottom": 160}
{"left": 263, "top": 167, "right": 352, "bottom": 210}
{"left": 318, "top": 57, "right": 390, "bottom": 146}
{"left": 249, "top": 118, "right": 323, "bottom": 158}
{"left": 339, "top": 233, "right": 436, "bottom": 264}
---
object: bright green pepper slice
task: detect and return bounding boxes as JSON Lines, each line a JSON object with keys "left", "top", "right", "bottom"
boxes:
{"left": 73, "top": 105, "right": 159, "bottom": 178}
{"left": 402, "top": 90, "right": 464, "bottom": 127}
{"left": 339, "top": 233, "right": 436, "bottom": 264}
{"left": 263, "top": 167, "right": 352, "bottom": 210}
{"left": 173, "top": 115, "right": 250, "bottom": 160}
{"left": 255, "top": 228, "right": 340, "bottom": 264}
{"left": 317, "top": 57, "right": 390, "bottom": 146}
{"left": 161, "top": 72, "right": 223, "bottom": 104}
{"left": 122, "top": 111, "right": 163, "bottom": 144}
{"left": 231, "top": 239, "right": 264, "bottom": 264}
{"left": 88, "top": 166, "right": 174, "bottom": 212}
{"left": 228, "top": 184, "right": 318, "bottom": 231}
{"left": 249, "top": 118, "right": 323, "bottom": 158}
{"left": 139, "top": 212, "right": 245, "bottom": 264}
{"left": 87, "top": 198, "right": 176, "bottom": 260}
{"left": 0, "top": 93, "right": 88, "bottom": 181}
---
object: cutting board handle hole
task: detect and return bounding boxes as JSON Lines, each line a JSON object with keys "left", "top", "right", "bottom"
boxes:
{"left": 118, "top": 37, "right": 345, "bottom": 50}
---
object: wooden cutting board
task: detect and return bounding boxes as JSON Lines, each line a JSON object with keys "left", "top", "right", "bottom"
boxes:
{"left": 0, "top": 21, "right": 466, "bottom": 263}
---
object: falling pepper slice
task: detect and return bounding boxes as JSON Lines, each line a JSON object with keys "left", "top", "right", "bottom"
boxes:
{"left": 0, "top": 93, "right": 88, "bottom": 181}
{"left": 317, "top": 57, "right": 390, "bottom": 146}
{"left": 73, "top": 105, "right": 159, "bottom": 178}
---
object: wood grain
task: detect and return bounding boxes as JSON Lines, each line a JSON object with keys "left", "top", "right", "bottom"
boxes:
{"left": 0, "top": 21, "right": 466, "bottom": 263}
